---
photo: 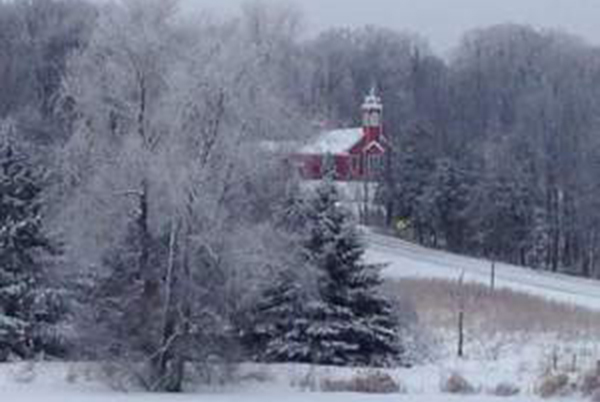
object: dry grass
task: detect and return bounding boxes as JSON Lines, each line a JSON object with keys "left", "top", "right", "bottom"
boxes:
{"left": 383, "top": 278, "right": 600, "bottom": 337}
{"left": 536, "top": 372, "right": 572, "bottom": 398}
{"left": 491, "top": 382, "right": 520, "bottom": 397}
{"left": 320, "top": 371, "right": 403, "bottom": 394}
{"left": 441, "top": 372, "right": 476, "bottom": 394}
{"left": 237, "top": 369, "right": 273, "bottom": 384}
{"left": 579, "top": 368, "right": 600, "bottom": 396}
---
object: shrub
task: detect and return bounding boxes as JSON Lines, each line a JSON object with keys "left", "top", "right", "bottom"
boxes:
{"left": 238, "top": 369, "right": 272, "bottom": 384}
{"left": 492, "top": 382, "right": 520, "bottom": 397}
{"left": 65, "top": 364, "right": 97, "bottom": 384}
{"left": 295, "top": 368, "right": 318, "bottom": 392}
{"left": 580, "top": 369, "right": 600, "bottom": 396}
{"left": 441, "top": 372, "right": 476, "bottom": 394}
{"left": 65, "top": 366, "right": 78, "bottom": 384}
{"left": 320, "top": 378, "right": 351, "bottom": 392}
{"left": 320, "top": 371, "right": 403, "bottom": 394}
{"left": 537, "top": 373, "right": 571, "bottom": 398}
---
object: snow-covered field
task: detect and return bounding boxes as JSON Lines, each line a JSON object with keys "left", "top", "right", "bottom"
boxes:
{"left": 366, "top": 231, "right": 600, "bottom": 310}
{"left": 0, "top": 391, "right": 559, "bottom": 402}
{"left": 0, "top": 389, "right": 558, "bottom": 402}
{"left": 0, "top": 362, "right": 571, "bottom": 402}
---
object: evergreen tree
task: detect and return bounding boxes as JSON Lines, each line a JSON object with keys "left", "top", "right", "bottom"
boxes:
{"left": 307, "top": 180, "right": 400, "bottom": 366}
{"left": 0, "top": 134, "right": 60, "bottom": 360}
{"left": 249, "top": 268, "right": 312, "bottom": 363}
{"left": 251, "top": 180, "right": 401, "bottom": 367}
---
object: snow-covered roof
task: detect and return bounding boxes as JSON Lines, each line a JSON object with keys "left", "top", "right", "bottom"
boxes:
{"left": 259, "top": 140, "right": 302, "bottom": 153}
{"left": 300, "top": 128, "right": 364, "bottom": 155}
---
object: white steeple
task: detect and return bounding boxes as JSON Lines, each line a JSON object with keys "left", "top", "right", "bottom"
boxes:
{"left": 362, "top": 87, "right": 383, "bottom": 128}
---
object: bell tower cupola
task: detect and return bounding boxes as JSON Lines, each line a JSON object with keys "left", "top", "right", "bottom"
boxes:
{"left": 361, "top": 87, "right": 383, "bottom": 143}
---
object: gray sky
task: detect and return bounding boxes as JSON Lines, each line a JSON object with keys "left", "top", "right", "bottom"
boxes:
{"left": 188, "top": 0, "right": 600, "bottom": 54}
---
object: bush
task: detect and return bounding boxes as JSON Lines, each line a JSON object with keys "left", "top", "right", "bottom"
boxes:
{"left": 592, "top": 389, "right": 600, "bottom": 402}
{"left": 492, "top": 382, "right": 520, "bottom": 397}
{"left": 320, "top": 371, "right": 403, "bottom": 394}
{"left": 580, "top": 370, "right": 600, "bottom": 396}
{"left": 537, "top": 373, "right": 571, "bottom": 398}
{"left": 65, "top": 364, "right": 98, "bottom": 384}
{"left": 441, "top": 372, "right": 476, "bottom": 394}
{"left": 237, "top": 369, "right": 272, "bottom": 384}
{"left": 98, "top": 363, "right": 136, "bottom": 391}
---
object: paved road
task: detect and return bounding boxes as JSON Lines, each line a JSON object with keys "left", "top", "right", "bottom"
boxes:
{"left": 365, "top": 232, "right": 600, "bottom": 311}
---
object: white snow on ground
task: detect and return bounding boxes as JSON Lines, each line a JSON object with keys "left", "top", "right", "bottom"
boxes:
{"left": 0, "top": 362, "right": 570, "bottom": 402}
{"left": 0, "top": 389, "right": 558, "bottom": 402}
{"left": 365, "top": 231, "right": 600, "bottom": 311}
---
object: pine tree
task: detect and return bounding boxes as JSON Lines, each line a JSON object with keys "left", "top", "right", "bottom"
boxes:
{"left": 306, "top": 180, "right": 400, "bottom": 366}
{"left": 0, "top": 136, "right": 59, "bottom": 361}
{"left": 249, "top": 268, "right": 309, "bottom": 362}
{"left": 252, "top": 180, "right": 401, "bottom": 367}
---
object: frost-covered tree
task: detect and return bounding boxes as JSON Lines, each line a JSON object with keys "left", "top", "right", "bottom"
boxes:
{"left": 0, "top": 122, "right": 63, "bottom": 361}
{"left": 58, "top": 0, "right": 307, "bottom": 391}
{"left": 0, "top": 0, "right": 95, "bottom": 145}
{"left": 251, "top": 180, "right": 401, "bottom": 367}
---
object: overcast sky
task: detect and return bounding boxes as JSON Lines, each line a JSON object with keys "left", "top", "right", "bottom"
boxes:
{"left": 187, "top": 0, "right": 600, "bottom": 55}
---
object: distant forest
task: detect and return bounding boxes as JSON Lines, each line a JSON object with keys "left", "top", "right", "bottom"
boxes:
{"left": 2, "top": 0, "right": 600, "bottom": 284}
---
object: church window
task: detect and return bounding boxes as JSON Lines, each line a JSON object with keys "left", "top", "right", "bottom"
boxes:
{"left": 367, "top": 154, "right": 383, "bottom": 176}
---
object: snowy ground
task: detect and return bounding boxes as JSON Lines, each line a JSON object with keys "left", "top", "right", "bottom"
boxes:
{"left": 365, "top": 231, "right": 600, "bottom": 310}
{"left": 0, "top": 392, "right": 565, "bottom": 402}
{"left": 0, "top": 362, "right": 576, "bottom": 402}
{"left": 0, "top": 389, "right": 562, "bottom": 402}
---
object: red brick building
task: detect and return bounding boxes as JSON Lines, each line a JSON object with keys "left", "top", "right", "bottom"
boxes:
{"left": 293, "top": 89, "right": 386, "bottom": 181}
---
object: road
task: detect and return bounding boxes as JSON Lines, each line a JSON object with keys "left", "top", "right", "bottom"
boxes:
{"left": 365, "top": 231, "right": 600, "bottom": 311}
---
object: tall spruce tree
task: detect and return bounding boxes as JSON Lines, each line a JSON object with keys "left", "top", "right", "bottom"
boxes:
{"left": 0, "top": 133, "right": 58, "bottom": 360}
{"left": 307, "top": 180, "right": 401, "bottom": 366}
{"left": 252, "top": 180, "right": 401, "bottom": 367}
